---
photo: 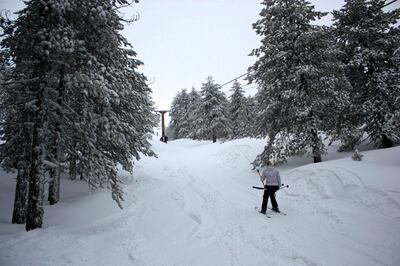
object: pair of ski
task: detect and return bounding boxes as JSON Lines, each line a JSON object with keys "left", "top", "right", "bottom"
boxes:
{"left": 254, "top": 206, "right": 287, "bottom": 218}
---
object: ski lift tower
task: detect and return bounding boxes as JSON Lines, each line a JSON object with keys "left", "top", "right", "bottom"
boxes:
{"left": 156, "top": 110, "right": 170, "bottom": 142}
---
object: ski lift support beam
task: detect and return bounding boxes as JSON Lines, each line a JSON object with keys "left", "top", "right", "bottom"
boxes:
{"left": 156, "top": 110, "right": 170, "bottom": 141}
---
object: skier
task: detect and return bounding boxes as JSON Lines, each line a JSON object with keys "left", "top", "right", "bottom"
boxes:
{"left": 257, "top": 160, "right": 281, "bottom": 214}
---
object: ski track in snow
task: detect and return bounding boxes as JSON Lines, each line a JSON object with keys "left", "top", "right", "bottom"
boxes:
{"left": 1, "top": 139, "right": 400, "bottom": 266}
{"left": 285, "top": 166, "right": 400, "bottom": 219}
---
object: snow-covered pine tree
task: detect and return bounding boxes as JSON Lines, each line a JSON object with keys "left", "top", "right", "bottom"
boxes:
{"left": 169, "top": 90, "right": 181, "bottom": 139}
{"left": 191, "top": 76, "right": 232, "bottom": 143}
{"left": 169, "top": 89, "right": 190, "bottom": 139}
{"left": 228, "top": 81, "right": 251, "bottom": 138}
{"left": 0, "top": 37, "right": 30, "bottom": 224}
{"left": 1, "top": 0, "right": 98, "bottom": 222}
{"left": 249, "top": 0, "right": 351, "bottom": 166}
{"left": 245, "top": 95, "right": 257, "bottom": 137}
{"left": 187, "top": 87, "right": 201, "bottom": 139}
{"left": 9, "top": 0, "right": 79, "bottom": 229}
{"left": 61, "top": 0, "right": 156, "bottom": 208}
{"left": 0, "top": 0, "right": 155, "bottom": 230}
{"left": 0, "top": 0, "right": 69, "bottom": 230}
{"left": 1, "top": 0, "right": 100, "bottom": 224}
{"left": 0, "top": 73, "right": 31, "bottom": 224}
{"left": 176, "top": 90, "right": 191, "bottom": 138}
{"left": 61, "top": 0, "right": 156, "bottom": 209}
{"left": 333, "top": 0, "right": 400, "bottom": 148}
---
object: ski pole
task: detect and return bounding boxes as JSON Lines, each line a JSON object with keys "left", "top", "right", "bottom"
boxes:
{"left": 279, "top": 184, "right": 289, "bottom": 189}
{"left": 252, "top": 184, "right": 289, "bottom": 190}
{"left": 256, "top": 169, "right": 264, "bottom": 186}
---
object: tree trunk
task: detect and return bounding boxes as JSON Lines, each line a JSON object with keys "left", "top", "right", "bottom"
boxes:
{"left": 311, "top": 129, "right": 322, "bottom": 163}
{"left": 69, "top": 158, "right": 77, "bottom": 180}
{"left": 212, "top": 129, "right": 216, "bottom": 143}
{"left": 26, "top": 92, "right": 44, "bottom": 231}
{"left": 69, "top": 140, "right": 78, "bottom": 180}
{"left": 313, "top": 153, "right": 322, "bottom": 163}
{"left": 48, "top": 70, "right": 64, "bottom": 204}
{"left": 79, "top": 164, "right": 86, "bottom": 181}
{"left": 25, "top": 125, "right": 44, "bottom": 231}
{"left": 381, "top": 134, "right": 393, "bottom": 148}
{"left": 48, "top": 167, "right": 60, "bottom": 205}
{"left": 12, "top": 168, "right": 29, "bottom": 224}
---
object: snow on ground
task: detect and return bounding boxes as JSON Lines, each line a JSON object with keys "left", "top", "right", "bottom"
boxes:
{"left": 1, "top": 137, "right": 400, "bottom": 266}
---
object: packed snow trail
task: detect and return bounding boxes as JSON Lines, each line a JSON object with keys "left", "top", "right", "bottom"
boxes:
{"left": 1, "top": 138, "right": 400, "bottom": 266}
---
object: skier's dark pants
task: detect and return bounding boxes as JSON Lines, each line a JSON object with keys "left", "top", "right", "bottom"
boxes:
{"left": 261, "top": 185, "right": 279, "bottom": 212}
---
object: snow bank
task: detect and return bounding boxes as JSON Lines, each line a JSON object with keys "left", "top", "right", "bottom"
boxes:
{"left": 1, "top": 138, "right": 399, "bottom": 266}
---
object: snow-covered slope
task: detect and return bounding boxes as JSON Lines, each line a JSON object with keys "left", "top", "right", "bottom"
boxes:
{"left": 1, "top": 138, "right": 399, "bottom": 266}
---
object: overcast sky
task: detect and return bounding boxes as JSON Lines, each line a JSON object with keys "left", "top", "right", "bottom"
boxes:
{"left": 121, "top": 0, "right": 347, "bottom": 110}
{"left": 2, "top": 0, "right": 398, "bottom": 113}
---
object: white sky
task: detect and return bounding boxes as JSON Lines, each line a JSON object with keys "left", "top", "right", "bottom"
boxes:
{"left": 2, "top": 0, "right": 398, "bottom": 113}
{"left": 121, "top": 0, "right": 348, "bottom": 111}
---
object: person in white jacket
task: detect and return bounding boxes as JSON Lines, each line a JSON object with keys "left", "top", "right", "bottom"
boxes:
{"left": 257, "top": 160, "right": 281, "bottom": 214}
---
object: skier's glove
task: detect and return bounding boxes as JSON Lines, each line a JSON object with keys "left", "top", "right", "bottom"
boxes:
{"left": 256, "top": 169, "right": 259, "bottom": 173}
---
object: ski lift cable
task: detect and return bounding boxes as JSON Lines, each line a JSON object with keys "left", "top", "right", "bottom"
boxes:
{"left": 371, "top": 0, "right": 398, "bottom": 12}
{"left": 219, "top": 72, "right": 249, "bottom": 88}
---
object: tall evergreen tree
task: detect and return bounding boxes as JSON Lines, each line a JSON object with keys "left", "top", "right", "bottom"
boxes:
{"left": 0, "top": 0, "right": 155, "bottom": 230}
{"left": 187, "top": 87, "right": 201, "bottom": 139}
{"left": 53, "top": 0, "right": 156, "bottom": 208}
{"left": 333, "top": 0, "right": 400, "bottom": 148}
{"left": 249, "top": 0, "right": 351, "bottom": 166}
{"left": 244, "top": 95, "right": 257, "bottom": 137}
{"left": 191, "top": 76, "right": 232, "bottom": 142}
{"left": 0, "top": 0, "right": 72, "bottom": 231}
{"left": 228, "top": 81, "right": 251, "bottom": 138}
{"left": 0, "top": 35, "right": 30, "bottom": 224}
{"left": 169, "top": 89, "right": 190, "bottom": 139}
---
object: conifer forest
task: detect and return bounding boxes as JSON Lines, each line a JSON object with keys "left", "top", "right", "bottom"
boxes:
{"left": 0, "top": 0, "right": 399, "bottom": 236}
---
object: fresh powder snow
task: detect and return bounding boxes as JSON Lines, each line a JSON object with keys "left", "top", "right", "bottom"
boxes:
{"left": 1, "top": 137, "right": 399, "bottom": 265}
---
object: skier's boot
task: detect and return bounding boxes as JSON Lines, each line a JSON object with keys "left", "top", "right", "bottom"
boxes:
{"left": 272, "top": 207, "right": 280, "bottom": 213}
